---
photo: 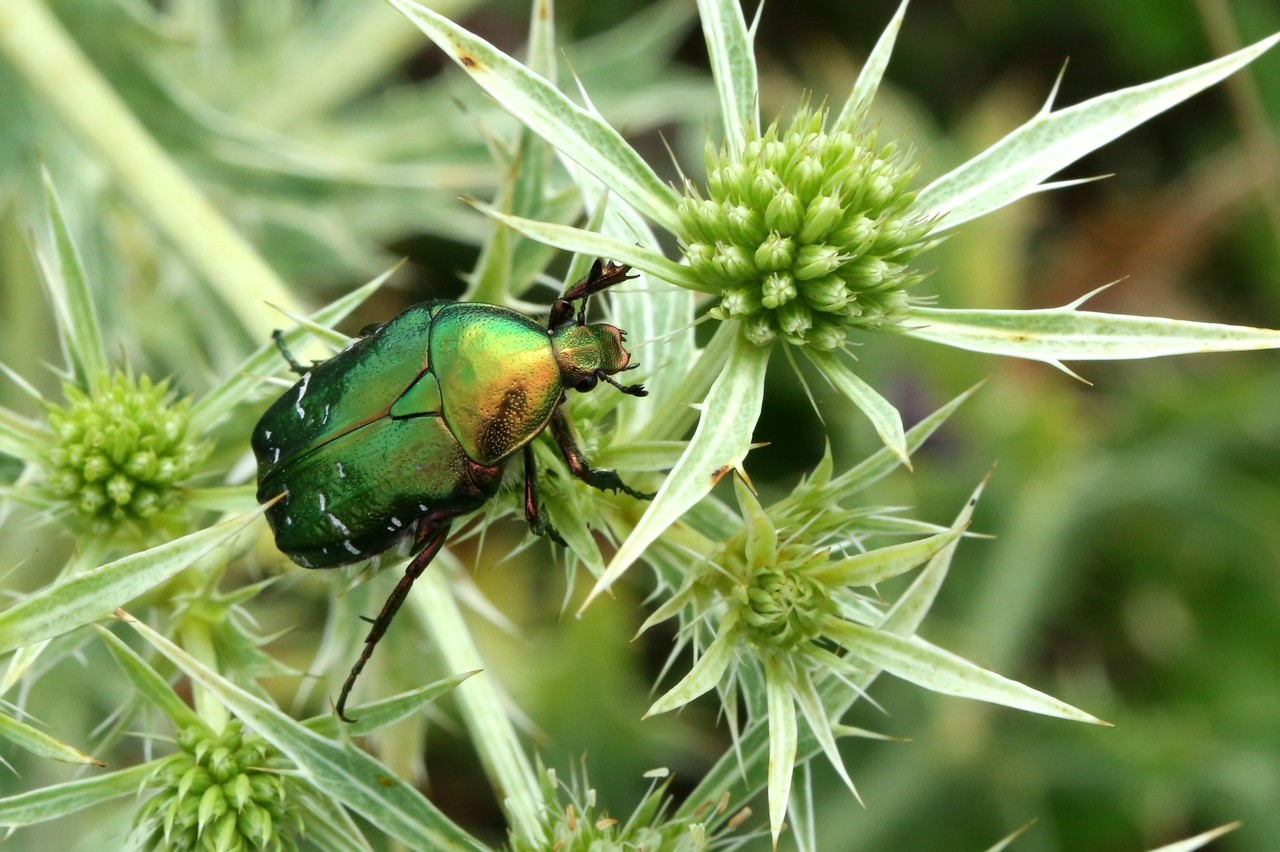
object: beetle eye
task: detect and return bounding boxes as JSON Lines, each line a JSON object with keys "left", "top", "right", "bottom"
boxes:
{"left": 574, "top": 374, "right": 599, "bottom": 393}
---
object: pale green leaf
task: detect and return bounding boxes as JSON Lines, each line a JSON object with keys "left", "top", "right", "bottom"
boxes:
{"left": 697, "top": 0, "right": 758, "bottom": 149}
{"left": 189, "top": 264, "right": 396, "bottom": 432}
{"left": 808, "top": 526, "right": 965, "bottom": 587}
{"left": 838, "top": 0, "right": 909, "bottom": 126}
{"left": 0, "top": 762, "right": 158, "bottom": 826}
{"left": 0, "top": 408, "right": 44, "bottom": 463}
{"left": 304, "top": 672, "right": 479, "bottom": 739}
{"left": 982, "top": 819, "right": 1037, "bottom": 852}
{"left": 593, "top": 440, "right": 688, "bottom": 472}
{"left": 646, "top": 612, "right": 740, "bottom": 716}
{"left": 96, "top": 626, "right": 202, "bottom": 731}
{"left": 1148, "top": 822, "right": 1241, "bottom": 852}
{"left": 121, "top": 612, "right": 488, "bottom": 851}
{"left": 904, "top": 304, "right": 1280, "bottom": 367}
{"left": 880, "top": 474, "right": 989, "bottom": 635}
{"left": 763, "top": 655, "right": 797, "bottom": 847}
{"left": 816, "top": 382, "right": 982, "bottom": 508}
{"left": 0, "top": 710, "right": 103, "bottom": 766}
{"left": 40, "top": 166, "right": 106, "bottom": 391}
{"left": 0, "top": 507, "right": 268, "bottom": 655}
{"left": 183, "top": 485, "right": 258, "bottom": 512}
{"left": 828, "top": 619, "right": 1106, "bottom": 724}
{"left": 791, "top": 670, "right": 858, "bottom": 802}
{"left": 475, "top": 205, "right": 716, "bottom": 293}
{"left": 915, "top": 32, "right": 1280, "bottom": 229}
{"left": 388, "top": 0, "right": 684, "bottom": 233}
{"left": 805, "top": 349, "right": 908, "bottom": 464}
{"left": 582, "top": 328, "right": 768, "bottom": 611}
{"left": 734, "top": 475, "right": 776, "bottom": 572}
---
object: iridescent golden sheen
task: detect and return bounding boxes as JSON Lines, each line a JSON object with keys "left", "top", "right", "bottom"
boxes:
{"left": 430, "top": 304, "right": 564, "bottom": 465}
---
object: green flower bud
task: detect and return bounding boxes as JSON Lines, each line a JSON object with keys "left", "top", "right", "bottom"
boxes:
{"left": 793, "top": 244, "right": 845, "bottom": 281}
{"left": 764, "top": 190, "right": 803, "bottom": 235}
{"left": 743, "top": 314, "right": 778, "bottom": 346}
{"left": 760, "top": 273, "right": 798, "bottom": 309}
{"left": 798, "top": 194, "right": 844, "bottom": 243}
{"left": 777, "top": 301, "right": 812, "bottom": 337}
{"left": 801, "top": 275, "right": 849, "bottom": 312}
{"left": 753, "top": 233, "right": 795, "bottom": 271}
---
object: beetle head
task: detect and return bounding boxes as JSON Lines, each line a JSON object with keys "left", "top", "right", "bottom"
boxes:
{"left": 551, "top": 324, "right": 646, "bottom": 396}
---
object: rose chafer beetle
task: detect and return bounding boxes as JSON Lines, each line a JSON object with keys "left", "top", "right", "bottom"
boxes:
{"left": 252, "top": 260, "right": 650, "bottom": 720}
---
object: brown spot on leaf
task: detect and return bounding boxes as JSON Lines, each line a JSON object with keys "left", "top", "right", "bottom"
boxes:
{"left": 460, "top": 54, "right": 476, "bottom": 68}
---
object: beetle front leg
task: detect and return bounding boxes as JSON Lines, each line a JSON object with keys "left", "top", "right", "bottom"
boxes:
{"left": 548, "top": 259, "right": 634, "bottom": 330}
{"left": 523, "top": 444, "right": 567, "bottom": 546}
{"left": 549, "top": 408, "right": 655, "bottom": 500}
{"left": 335, "top": 514, "right": 454, "bottom": 723}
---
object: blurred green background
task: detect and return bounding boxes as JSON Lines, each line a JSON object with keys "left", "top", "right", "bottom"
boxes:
{"left": 1, "top": 0, "right": 1278, "bottom": 849}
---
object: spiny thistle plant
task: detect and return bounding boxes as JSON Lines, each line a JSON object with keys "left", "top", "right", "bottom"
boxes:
{"left": 388, "top": 0, "right": 1280, "bottom": 844}
{"left": 0, "top": 0, "right": 1277, "bottom": 850}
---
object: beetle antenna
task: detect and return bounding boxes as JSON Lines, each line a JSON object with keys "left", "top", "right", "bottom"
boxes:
{"left": 600, "top": 371, "right": 648, "bottom": 397}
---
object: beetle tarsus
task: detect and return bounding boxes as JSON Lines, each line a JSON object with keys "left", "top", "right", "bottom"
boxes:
{"left": 335, "top": 517, "right": 453, "bottom": 723}
{"left": 272, "top": 330, "right": 309, "bottom": 375}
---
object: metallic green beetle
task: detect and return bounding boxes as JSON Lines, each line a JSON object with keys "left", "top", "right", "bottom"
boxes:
{"left": 252, "top": 260, "right": 650, "bottom": 720}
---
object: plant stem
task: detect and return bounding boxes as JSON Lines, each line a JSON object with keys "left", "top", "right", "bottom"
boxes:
{"left": 178, "top": 617, "right": 229, "bottom": 733}
{"left": 411, "top": 552, "right": 542, "bottom": 844}
{"left": 0, "top": 0, "right": 298, "bottom": 341}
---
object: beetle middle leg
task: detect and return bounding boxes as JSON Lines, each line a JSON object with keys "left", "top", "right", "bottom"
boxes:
{"left": 522, "top": 444, "right": 567, "bottom": 546}
{"left": 335, "top": 513, "right": 455, "bottom": 723}
{"left": 549, "top": 408, "right": 655, "bottom": 500}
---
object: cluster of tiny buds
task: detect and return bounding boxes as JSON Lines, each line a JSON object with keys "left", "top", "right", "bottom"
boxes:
{"left": 42, "top": 371, "right": 206, "bottom": 531}
{"left": 678, "top": 108, "right": 934, "bottom": 349}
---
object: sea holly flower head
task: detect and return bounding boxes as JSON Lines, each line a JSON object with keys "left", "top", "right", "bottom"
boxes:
{"left": 510, "top": 761, "right": 751, "bottom": 852}
{"left": 387, "top": 0, "right": 1280, "bottom": 619}
{"left": 644, "top": 453, "right": 1102, "bottom": 843}
{"left": 41, "top": 369, "right": 208, "bottom": 535}
{"left": 681, "top": 106, "right": 933, "bottom": 349}
{"left": 133, "top": 720, "right": 304, "bottom": 852}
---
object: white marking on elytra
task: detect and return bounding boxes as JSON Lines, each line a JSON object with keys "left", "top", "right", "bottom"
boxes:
{"left": 294, "top": 371, "right": 312, "bottom": 418}
{"left": 318, "top": 492, "right": 328, "bottom": 511}
{"left": 390, "top": 517, "right": 402, "bottom": 528}
{"left": 418, "top": 504, "right": 428, "bottom": 512}
{"left": 264, "top": 430, "right": 272, "bottom": 439}
{"left": 272, "top": 447, "right": 280, "bottom": 463}
{"left": 336, "top": 461, "right": 346, "bottom": 478}
{"left": 326, "top": 512, "right": 351, "bottom": 536}
{"left": 284, "top": 516, "right": 293, "bottom": 526}
{"left": 343, "top": 540, "right": 361, "bottom": 555}
{"left": 322, "top": 403, "right": 331, "bottom": 424}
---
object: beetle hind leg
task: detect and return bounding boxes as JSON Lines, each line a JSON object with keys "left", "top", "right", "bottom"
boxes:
{"left": 335, "top": 514, "right": 454, "bottom": 723}
{"left": 272, "top": 330, "right": 309, "bottom": 375}
{"left": 550, "top": 408, "right": 656, "bottom": 501}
